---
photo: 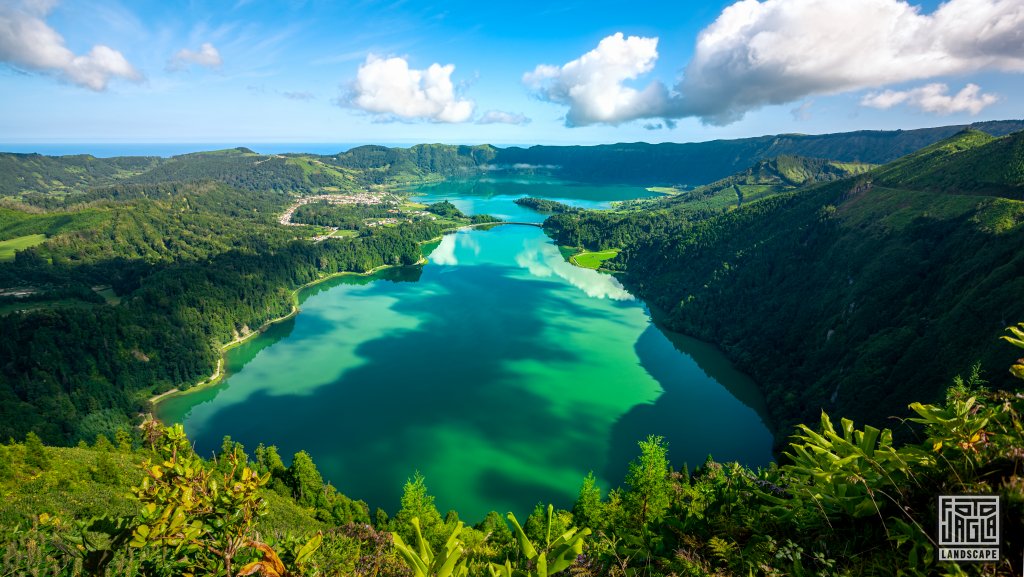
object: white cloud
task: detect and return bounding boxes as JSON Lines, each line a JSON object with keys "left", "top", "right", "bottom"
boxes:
{"left": 861, "top": 83, "right": 998, "bottom": 114}
{"left": 0, "top": 0, "right": 141, "bottom": 91}
{"left": 526, "top": 0, "right": 1024, "bottom": 127}
{"left": 679, "top": 0, "right": 1024, "bottom": 124}
{"left": 476, "top": 110, "right": 531, "bottom": 125}
{"left": 168, "top": 42, "right": 222, "bottom": 72}
{"left": 349, "top": 55, "right": 474, "bottom": 123}
{"left": 524, "top": 32, "right": 669, "bottom": 127}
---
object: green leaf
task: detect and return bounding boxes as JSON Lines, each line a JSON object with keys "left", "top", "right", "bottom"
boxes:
{"left": 506, "top": 512, "right": 538, "bottom": 560}
{"left": 295, "top": 531, "right": 322, "bottom": 565}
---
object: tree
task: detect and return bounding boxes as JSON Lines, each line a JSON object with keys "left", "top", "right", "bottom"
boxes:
{"left": 93, "top": 433, "right": 114, "bottom": 452}
{"left": 24, "top": 431, "right": 49, "bottom": 470}
{"left": 394, "top": 471, "right": 444, "bottom": 548}
{"left": 572, "top": 472, "right": 606, "bottom": 531}
{"left": 287, "top": 450, "right": 324, "bottom": 507}
{"left": 255, "top": 443, "right": 286, "bottom": 475}
{"left": 114, "top": 428, "right": 134, "bottom": 452}
{"left": 623, "top": 435, "right": 671, "bottom": 528}
{"left": 475, "top": 511, "right": 514, "bottom": 561}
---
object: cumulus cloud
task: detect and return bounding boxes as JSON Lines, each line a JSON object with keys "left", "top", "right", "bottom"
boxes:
{"left": 348, "top": 55, "right": 474, "bottom": 123}
{"left": 526, "top": 0, "right": 1024, "bottom": 127}
{"left": 476, "top": 110, "right": 531, "bottom": 125}
{"left": 168, "top": 42, "right": 222, "bottom": 71}
{"left": 524, "top": 32, "right": 669, "bottom": 127}
{"left": 861, "top": 83, "right": 998, "bottom": 114}
{"left": 675, "top": 0, "right": 1023, "bottom": 124}
{"left": 0, "top": 0, "right": 141, "bottom": 90}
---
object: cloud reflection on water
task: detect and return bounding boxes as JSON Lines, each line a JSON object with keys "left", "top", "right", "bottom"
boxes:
{"left": 515, "top": 240, "right": 633, "bottom": 301}
{"left": 430, "top": 234, "right": 459, "bottom": 265}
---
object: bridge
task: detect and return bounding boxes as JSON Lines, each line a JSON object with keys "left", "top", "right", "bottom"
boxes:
{"left": 459, "top": 221, "right": 544, "bottom": 229}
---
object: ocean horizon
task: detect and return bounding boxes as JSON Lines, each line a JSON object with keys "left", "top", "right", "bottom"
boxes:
{"left": 0, "top": 142, "right": 423, "bottom": 158}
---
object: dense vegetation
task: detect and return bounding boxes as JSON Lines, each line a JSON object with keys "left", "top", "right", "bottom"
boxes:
{"left": 327, "top": 144, "right": 499, "bottom": 186}
{"left": 545, "top": 130, "right": 1024, "bottom": 444}
{"left": 3, "top": 123, "right": 1024, "bottom": 575}
{"left": 290, "top": 202, "right": 398, "bottom": 230}
{"left": 124, "top": 149, "right": 360, "bottom": 195}
{"left": 513, "top": 197, "right": 579, "bottom": 214}
{"left": 3, "top": 351, "right": 1022, "bottom": 575}
{"left": 421, "top": 201, "right": 502, "bottom": 224}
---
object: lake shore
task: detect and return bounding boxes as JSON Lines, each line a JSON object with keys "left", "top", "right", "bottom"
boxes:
{"left": 147, "top": 255, "right": 427, "bottom": 410}
{"left": 149, "top": 221, "right": 543, "bottom": 412}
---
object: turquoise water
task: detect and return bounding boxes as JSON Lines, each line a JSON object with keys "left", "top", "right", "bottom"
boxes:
{"left": 158, "top": 180, "right": 773, "bottom": 522}
{"left": 408, "top": 177, "right": 658, "bottom": 223}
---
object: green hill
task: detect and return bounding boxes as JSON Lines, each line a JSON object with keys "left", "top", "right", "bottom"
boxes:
{"left": 0, "top": 153, "right": 159, "bottom": 206}
{"left": 324, "top": 143, "right": 499, "bottom": 185}
{"left": 126, "top": 149, "right": 360, "bottom": 194}
{"left": 872, "top": 129, "right": 1024, "bottom": 199}
{"left": 545, "top": 131, "right": 1024, "bottom": 440}
{"left": 650, "top": 155, "right": 873, "bottom": 218}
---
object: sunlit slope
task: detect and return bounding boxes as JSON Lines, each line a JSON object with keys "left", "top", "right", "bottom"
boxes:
{"left": 872, "top": 129, "right": 1024, "bottom": 199}
{"left": 653, "top": 155, "right": 873, "bottom": 218}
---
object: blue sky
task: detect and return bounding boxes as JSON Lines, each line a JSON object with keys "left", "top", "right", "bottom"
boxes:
{"left": 1, "top": 0, "right": 1022, "bottom": 145}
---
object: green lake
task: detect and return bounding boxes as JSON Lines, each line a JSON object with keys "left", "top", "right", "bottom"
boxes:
{"left": 158, "top": 178, "right": 773, "bottom": 522}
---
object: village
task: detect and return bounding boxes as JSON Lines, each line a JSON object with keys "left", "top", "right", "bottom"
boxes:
{"left": 277, "top": 192, "right": 400, "bottom": 226}
{"left": 278, "top": 191, "right": 438, "bottom": 241}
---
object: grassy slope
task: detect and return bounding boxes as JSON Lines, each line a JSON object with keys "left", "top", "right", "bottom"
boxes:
{"left": 0, "top": 443, "right": 323, "bottom": 536}
{"left": 0, "top": 234, "right": 46, "bottom": 261}
{"left": 571, "top": 249, "right": 620, "bottom": 269}
{"left": 0, "top": 207, "right": 111, "bottom": 241}
{"left": 640, "top": 155, "right": 874, "bottom": 219}
{"left": 873, "top": 129, "right": 1024, "bottom": 199}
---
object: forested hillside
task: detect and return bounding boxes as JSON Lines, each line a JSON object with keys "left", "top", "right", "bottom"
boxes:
{"left": 0, "top": 176, "right": 468, "bottom": 443}
{"left": 124, "top": 148, "right": 361, "bottom": 194}
{"left": 326, "top": 143, "right": 498, "bottom": 184}
{"left": 546, "top": 129, "right": 1024, "bottom": 440}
